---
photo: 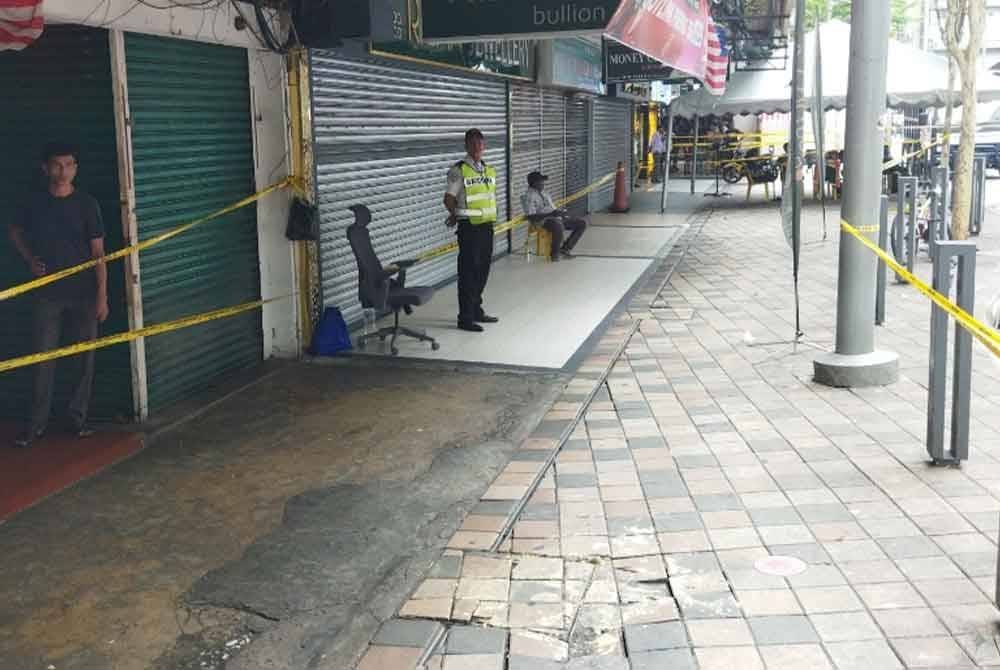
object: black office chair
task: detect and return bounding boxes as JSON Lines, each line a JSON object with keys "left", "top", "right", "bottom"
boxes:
{"left": 346, "top": 204, "right": 439, "bottom": 356}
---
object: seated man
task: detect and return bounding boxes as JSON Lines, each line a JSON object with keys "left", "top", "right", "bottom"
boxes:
{"left": 522, "top": 171, "right": 586, "bottom": 262}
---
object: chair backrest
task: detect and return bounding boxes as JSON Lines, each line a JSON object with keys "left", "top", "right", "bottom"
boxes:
{"left": 346, "top": 204, "right": 388, "bottom": 310}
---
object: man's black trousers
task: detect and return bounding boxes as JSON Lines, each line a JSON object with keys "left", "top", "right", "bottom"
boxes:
{"left": 456, "top": 220, "right": 494, "bottom": 324}
{"left": 29, "top": 297, "right": 97, "bottom": 433}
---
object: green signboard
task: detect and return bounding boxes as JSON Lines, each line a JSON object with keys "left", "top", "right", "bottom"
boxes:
{"left": 421, "top": 0, "right": 621, "bottom": 42}
{"left": 371, "top": 39, "right": 535, "bottom": 78}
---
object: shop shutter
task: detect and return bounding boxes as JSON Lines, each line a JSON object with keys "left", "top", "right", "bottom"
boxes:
{"left": 310, "top": 52, "right": 509, "bottom": 326}
{"left": 591, "top": 97, "right": 632, "bottom": 212}
{"left": 541, "top": 90, "right": 567, "bottom": 207}
{"left": 509, "top": 83, "right": 542, "bottom": 251}
{"left": 565, "top": 95, "right": 591, "bottom": 217}
{"left": 125, "top": 34, "right": 260, "bottom": 412}
{"left": 0, "top": 26, "right": 133, "bottom": 421}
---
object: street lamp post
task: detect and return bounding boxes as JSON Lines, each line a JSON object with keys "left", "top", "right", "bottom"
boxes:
{"left": 813, "top": 0, "right": 899, "bottom": 387}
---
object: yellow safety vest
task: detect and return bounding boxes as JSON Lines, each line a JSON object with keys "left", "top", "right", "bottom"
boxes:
{"left": 456, "top": 162, "right": 497, "bottom": 225}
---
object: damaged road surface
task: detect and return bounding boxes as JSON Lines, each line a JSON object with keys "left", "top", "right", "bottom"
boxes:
{"left": 0, "top": 360, "right": 563, "bottom": 670}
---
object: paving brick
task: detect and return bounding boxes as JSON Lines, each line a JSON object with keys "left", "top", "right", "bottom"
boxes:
{"left": 758, "top": 644, "right": 833, "bottom": 669}
{"left": 748, "top": 615, "right": 819, "bottom": 645}
{"left": 854, "top": 582, "right": 926, "bottom": 610}
{"left": 736, "top": 589, "right": 802, "bottom": 616}
{"left": 795, "top": 586, "right": 864, "bottom": 614}
{"left": 628, "top": 648, "right": 697, "bottom": 670}
{"left": 825, "top": 640, "right": 904, "bottom": 670}
{"left": 446, "top": 626, "right": 508, "bottom": 654}
{"left": 693, "top": 645, "right": 764, "bottom": 670}
{"left": 623, "top": 621, "right": 688, "bottom": 652}
{"left": 889, "top": 635, "right": 975, "bottom": 668}
{"left": 686, "top": 618, "right": 754, "bottom": 646}
{"left": 809, "top": 611, "right": 883, "bottom": 642}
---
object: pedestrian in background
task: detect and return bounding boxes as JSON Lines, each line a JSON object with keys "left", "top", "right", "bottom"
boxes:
{"left": 650, "top": 127, "right": 666, "bottom": 183}
{"left": 7, "top": 141, "right": 108, "bottom": 448}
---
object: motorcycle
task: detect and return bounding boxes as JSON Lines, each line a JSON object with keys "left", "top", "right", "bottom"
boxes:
{"left": 720, "top": 147, "right": 781, "bottom": 185}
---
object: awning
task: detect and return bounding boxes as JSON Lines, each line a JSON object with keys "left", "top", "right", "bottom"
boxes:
{"left": 672, "top": 21, "right": 1000, "bottom": 117}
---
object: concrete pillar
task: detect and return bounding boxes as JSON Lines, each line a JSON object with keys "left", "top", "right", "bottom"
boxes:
{"left": 814, "top": 0, "right": 899, "bottom": 387}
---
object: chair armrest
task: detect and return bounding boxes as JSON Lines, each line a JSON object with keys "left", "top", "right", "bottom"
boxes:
{"left": 394, "top": 259, "right": 418, "bottom": 269}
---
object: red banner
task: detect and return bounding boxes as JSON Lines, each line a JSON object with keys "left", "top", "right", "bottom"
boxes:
{"left": 604, "top": 0, "right": 710, "bottom": 82}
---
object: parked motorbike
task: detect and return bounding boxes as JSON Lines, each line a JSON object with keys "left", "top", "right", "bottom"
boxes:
{"left": 720, "top": 148, "right": 781, "bottom": 185}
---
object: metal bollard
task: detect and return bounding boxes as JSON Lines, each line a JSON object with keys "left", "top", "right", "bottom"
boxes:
{"left": 927, "top": 240, "right": 976, "bottom": 465}
{"left": 893, "top": 176, "right": 918, "bottom": 283}
{"left": 929, "top": 165, "right": 950, "bottom": 254}
{"left": 876, "top": 195, "right": 888, "bottom": 325}
{"left": 971, "top": 157, "right": 987, "bottom": 236}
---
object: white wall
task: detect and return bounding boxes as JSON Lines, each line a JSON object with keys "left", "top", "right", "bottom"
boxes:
{"left": 49, "top": 0, "right": 300, "bottom": 360}
{"left": 249, "top": 51, "right": 298, "bottom": 359}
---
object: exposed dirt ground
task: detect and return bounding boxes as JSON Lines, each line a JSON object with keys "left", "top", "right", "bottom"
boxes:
{"left": 0, "top": 359, "right": 563, "bottom": 670}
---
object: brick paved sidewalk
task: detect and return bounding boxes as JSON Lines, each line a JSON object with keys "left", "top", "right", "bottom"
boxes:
{"left": 357, "top": 195, "right": 1000, "bottom": 669}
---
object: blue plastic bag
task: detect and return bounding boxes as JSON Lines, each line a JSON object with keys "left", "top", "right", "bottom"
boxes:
{"left": 310, "top": 307, "right": 353, "bottom": 356}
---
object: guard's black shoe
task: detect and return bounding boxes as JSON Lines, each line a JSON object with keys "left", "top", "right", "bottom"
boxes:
{"left": 75, "top": 424, "right": 95, "bottom": 439}
{"left": 475, "top": 314, "right": 499, "bottom": 323}
{"left": 560, "top": 249, "right": 576, "bottom": 259}
{"left": 457, "top": 321, "right": 484, "bottom": 332}
{"left": 14, "top": 428, "right": 44, "bottom": 449}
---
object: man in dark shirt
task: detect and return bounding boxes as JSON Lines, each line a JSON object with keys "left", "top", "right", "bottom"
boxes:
{"left": 7, "top": 142, "right": 109, "bottom": 447}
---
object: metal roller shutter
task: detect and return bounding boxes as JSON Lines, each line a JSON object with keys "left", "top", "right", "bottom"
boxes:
{"left": 591, "top": 97, "right": 631, "bottom": 212}
{"left": 0, "top": 26, "right": 133, "bottom": 421}
{"left": 509, "top": 83, "right": 542, "bottom": 251}
{"left": 125, "top": 34, "right": 260, "bottom": 412}
{"left": 541, "top": 91, "right": 567, "bottom": 206}
{"left": 311, "top": 52, "right": 509, "bottom": 326}
{"left": 565, "top": 95, "right": 590, "bottom": 217}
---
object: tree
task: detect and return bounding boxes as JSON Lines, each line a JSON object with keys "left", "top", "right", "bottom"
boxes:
{"left": 938, "top": 0, "right": 987, "bottom": 240}
{"left": 805, "top": 0, "right": 916, "bottom": 37}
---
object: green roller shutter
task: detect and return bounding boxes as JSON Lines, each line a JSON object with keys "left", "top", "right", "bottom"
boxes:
{"left": 124, "top": 34, "right": 261, "bottom": 413}
{"left": 0, "top": 26, "right": 133, "bottom": 422}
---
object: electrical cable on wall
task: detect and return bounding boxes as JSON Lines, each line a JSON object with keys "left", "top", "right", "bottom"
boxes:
{"left": 251, "top": 0, "right": 295, "bottom": 53}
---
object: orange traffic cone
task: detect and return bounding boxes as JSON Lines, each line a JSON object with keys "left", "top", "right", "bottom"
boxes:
{"left": 610, "top": 161, "right": 630, "bottom": 213}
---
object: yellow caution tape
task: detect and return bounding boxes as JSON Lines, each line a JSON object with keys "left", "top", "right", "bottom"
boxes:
{"left": 841, "top": 219, "right": 1000, "bottom": 358}
{"left": 0, "top": 177, "right": 297, "bottom": 302}
{"left": 882, "top": 136, "right": 946, "bottom": 171}
{"left": 418, "top": 171, "right": 617, "bottom": 263}
{"left": 0, "top": 296, "right": 288, "bottom": 374}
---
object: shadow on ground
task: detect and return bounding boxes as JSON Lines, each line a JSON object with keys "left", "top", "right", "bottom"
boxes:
{"left": 0, "top": 359, "right": 564, "bottom": 670}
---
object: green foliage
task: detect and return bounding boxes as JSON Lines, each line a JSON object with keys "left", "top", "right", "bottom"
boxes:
{"left": 804, "top": 0, "right": 916, "bottom": 36}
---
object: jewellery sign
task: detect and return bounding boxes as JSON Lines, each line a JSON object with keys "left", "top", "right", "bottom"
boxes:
{"left": 420, "top": 0, "right": 622, "bottom": 42}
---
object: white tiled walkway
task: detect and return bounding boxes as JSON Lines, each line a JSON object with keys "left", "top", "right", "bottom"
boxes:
{"left": 361, "top": 194, "right": 693, "bottom": 369}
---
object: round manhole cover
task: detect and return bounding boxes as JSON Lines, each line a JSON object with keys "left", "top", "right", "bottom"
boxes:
{"left": 754, "top": 555, "right": 808, "bottom": 577}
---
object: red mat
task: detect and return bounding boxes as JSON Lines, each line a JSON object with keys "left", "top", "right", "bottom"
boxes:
{"left": 0, "top": 423, "right": 144, "bottom": 520}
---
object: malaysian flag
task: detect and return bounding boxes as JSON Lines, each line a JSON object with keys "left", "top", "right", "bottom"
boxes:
{"left": 0, "top": 0, "right": 44, "bottom": 51}
{"left": 705, "top": 17, "right": 729, "bottom": 96}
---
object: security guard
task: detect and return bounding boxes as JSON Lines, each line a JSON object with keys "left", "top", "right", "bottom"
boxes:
{"left": 444, "top": 128, "right": 499, "bottom": 332}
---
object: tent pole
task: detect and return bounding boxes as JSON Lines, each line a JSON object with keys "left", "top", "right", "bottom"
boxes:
{"left": 814, "top": 0, "right": 899, "bottom": 387}
{"left": 661, "top": 101, "right": 674, "bottom": 214}
{"left": 690, "top": 114, "right": 700, "bottom": 194}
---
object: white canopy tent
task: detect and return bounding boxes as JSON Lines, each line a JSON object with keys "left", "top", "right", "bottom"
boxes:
{"left": 672, "top": 21, "right": 1000, "bottom": 118}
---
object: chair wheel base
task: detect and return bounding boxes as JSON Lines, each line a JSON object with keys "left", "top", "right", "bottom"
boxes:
{"left": 431, "top": 342, "right": 440, "bottom": 351}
